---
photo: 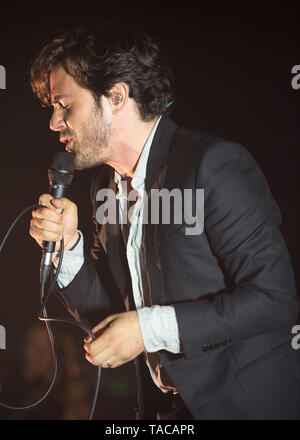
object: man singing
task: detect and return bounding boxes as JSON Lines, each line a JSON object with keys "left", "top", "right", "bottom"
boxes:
{"left": 29, "top": 20, "right": 300, "bottom": 419}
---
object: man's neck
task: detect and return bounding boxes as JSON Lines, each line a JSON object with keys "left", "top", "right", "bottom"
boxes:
{"left": 106, "top": 115, "right": 159, "bottom": 178}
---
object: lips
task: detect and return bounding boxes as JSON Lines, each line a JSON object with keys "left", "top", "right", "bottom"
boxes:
{"left": 65, "top": 139, "right": 74, "bottom": 152}
{"left": 60, "top": 137, "right": 74, "bottom": 152}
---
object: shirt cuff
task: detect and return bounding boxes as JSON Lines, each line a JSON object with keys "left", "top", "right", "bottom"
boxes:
{"left": 52, "top": 230, "right": 84, "bottom": 289}
{"left": 137, "top": 305, "right": 181, "bottom": 353}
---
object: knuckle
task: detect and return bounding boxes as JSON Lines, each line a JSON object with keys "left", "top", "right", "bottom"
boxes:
{"left": 35, "top": 217, "right": 43, "bottom": 226}
{"left": 34, "top": 207, "right": 45, "bottom": 218}
{"left": 30, "top": 223, "right": 37, "bottom": 232}
{"left": 30, "top": 224, "right": 37, "bottom": 235}
{"left": 35, "top": 218, "right": 45, "bottom": 229}
{"left": 30, "top": 230, "right": 38, "bottom": 241}
{"left": 32, "top": 207, "right": 43, "bottom": 218}
{"left": 39, "top": 194, "right": 50, "bottom": 205}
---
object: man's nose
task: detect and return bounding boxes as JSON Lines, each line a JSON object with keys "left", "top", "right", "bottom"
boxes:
{"left": 49, "top": 108, "right": 67, "bottom": 132}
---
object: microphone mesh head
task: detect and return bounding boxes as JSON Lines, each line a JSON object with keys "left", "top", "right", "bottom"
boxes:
{"left": 50, "top": 150, "right": 74, "bottom": 173}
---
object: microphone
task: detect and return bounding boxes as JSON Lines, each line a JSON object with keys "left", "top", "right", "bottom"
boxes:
{"left": 40, "top": 151, "right": 74, "bottom": 283}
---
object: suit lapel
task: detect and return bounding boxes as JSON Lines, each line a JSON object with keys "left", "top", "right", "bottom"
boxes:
{"left": 92, "top": 165, "right": 133, "bottom": 306}
{"left": 143, "top": 117, "right": 178, "bottom": 304}
{"left": 92, "top": 116, "right": 179, "bottom": 306}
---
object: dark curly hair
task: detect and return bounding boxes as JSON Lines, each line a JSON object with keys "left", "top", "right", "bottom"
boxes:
{"left": 30, "top": 20, "right": 175, "bottom": 121}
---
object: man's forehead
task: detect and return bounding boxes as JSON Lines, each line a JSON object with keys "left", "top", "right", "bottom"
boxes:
{"left": 49, "top": 64, "right": 93, "bottom": 104}
{"left": 50, "top": 65, "right": 72, "bottom": 101}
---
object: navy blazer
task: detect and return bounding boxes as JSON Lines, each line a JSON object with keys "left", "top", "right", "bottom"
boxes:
{"left": 56, "top": 116, "right": 300, "bottom": 419}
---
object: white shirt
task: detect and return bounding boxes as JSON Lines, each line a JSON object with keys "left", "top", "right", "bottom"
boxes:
{"left": 52, "top": 116, "right": 180, "bottom": 391}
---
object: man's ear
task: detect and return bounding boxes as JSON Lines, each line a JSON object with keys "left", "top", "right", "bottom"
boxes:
{"left": 107, "top": 82, "right": 129, "bottom": 112}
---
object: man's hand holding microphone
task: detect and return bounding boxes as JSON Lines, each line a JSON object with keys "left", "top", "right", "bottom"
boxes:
{"left": 30, "top": 194, "right": 79, "bottom": 252}
{"left": 29, "top": 192, "right": 144, "bottom": 369}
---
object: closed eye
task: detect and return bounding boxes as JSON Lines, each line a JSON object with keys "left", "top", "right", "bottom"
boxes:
{"left": 58, "top": 102, "right": 69, "bottom": 110}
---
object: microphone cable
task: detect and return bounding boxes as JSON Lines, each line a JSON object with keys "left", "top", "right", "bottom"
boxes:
{"left": 0, "top": 204, "right": 101, "bottom": 420}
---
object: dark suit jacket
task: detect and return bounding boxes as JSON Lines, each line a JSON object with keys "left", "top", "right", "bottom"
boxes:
{"left": 56, "top": 116, "right": 300, "bottom": 419}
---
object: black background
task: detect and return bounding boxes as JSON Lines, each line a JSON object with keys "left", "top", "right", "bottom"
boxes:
{"left": 0, "top": 1, "right": 299, "bottom": 420}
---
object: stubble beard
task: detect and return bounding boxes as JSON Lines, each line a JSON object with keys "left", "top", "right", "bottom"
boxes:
{"left": 72, "top": 106, "right": 112, "bottom": 170}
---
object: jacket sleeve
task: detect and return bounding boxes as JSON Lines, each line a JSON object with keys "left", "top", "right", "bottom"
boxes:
{"left": 173, "top": 141, "right": 299, "bottom": 361}
{"left": 50, "top": 169, "right": 113, "bottom": 325}
{"left": 50, "top": 234, "right": 112, "bottom": 326}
